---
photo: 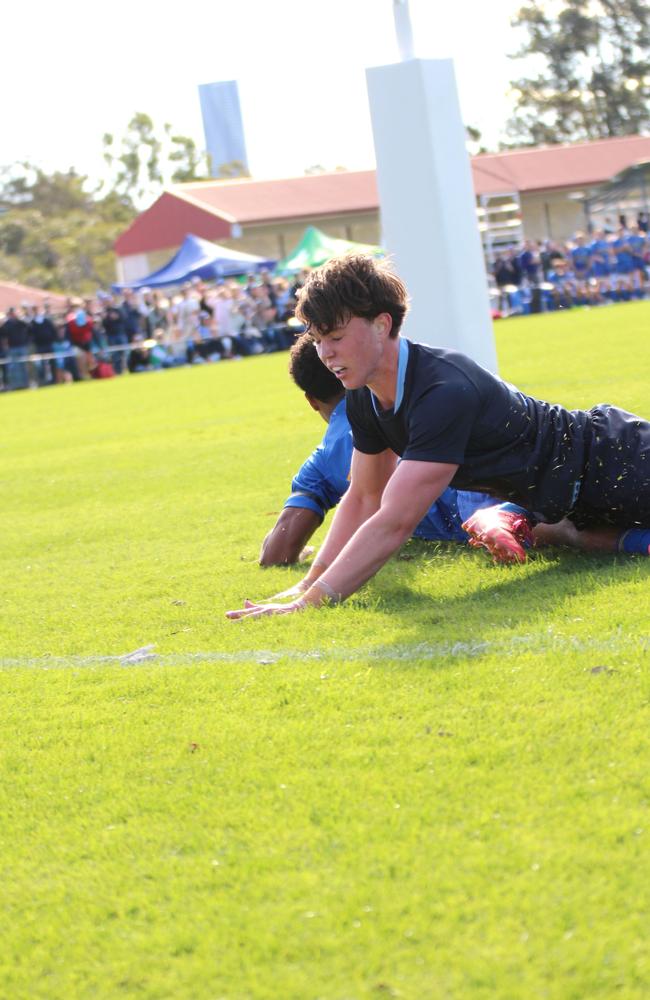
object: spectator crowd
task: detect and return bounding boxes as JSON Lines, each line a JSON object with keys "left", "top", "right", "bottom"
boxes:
{"left": 2, "top": 216, "right": 650, "bottom": 393}
{"left": 0, "top": 269, "right": 310, "bottom": 393}
{"left": 490, "top": 215, "right": 650, "bottom": 317}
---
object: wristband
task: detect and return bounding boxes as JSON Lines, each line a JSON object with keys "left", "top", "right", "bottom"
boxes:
{"left": 311, "top": 557, "right": 329, "bottom": 571}
{"left": 311, "top": 579, "right": 342, "bottom": 604}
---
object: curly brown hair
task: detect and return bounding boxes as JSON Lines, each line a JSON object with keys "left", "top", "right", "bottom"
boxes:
{"left": 295, "top": 253, "right": 409, "bottom": 339}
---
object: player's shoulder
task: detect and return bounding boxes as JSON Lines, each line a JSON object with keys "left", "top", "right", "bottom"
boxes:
{"left": 402, "top": 341, "right": 503, "bottom": 418}
{"left": 406, "top": 340, "right": 489, "bottom": 385}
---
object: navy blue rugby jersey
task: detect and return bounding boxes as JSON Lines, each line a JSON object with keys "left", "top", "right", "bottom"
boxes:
{"left": 345, "top": 339, "right": 590, "bottom": 522}
{"left": 284, "top": 398, "right": 495, "bottom": 540}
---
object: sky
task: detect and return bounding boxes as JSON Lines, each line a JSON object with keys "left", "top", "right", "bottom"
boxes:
{"left": 2, "top": 0, "right": 529, "bottom": 185}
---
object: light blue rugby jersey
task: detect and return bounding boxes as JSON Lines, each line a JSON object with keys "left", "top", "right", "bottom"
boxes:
{"left": 284, "top": 395, "right": 495, "bottom": 542}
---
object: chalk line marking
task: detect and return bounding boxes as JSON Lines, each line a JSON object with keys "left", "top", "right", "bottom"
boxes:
{"left": 1, "top": 633, "right": 649, "bottom": 670}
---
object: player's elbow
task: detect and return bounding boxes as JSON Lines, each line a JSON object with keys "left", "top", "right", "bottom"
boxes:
{"left": 259, "top": 548, "right": 278, "bottom": 567}
{"left": 259, "top": 550, "right": 298, "bottom": 567}
{"left": 344, "top": 485, "right": 383, "bottom": 522}
{"left": 259, "top": 508, "right": 320, "bottom": 566}
{"left": 391, "top": 518, "right": 419, "bottom": 548}
{"left": 259, "top": 534, "right": 299, "bottom": 567}
{"left": 378, "top": 503, "right": 424, "bottom": 546}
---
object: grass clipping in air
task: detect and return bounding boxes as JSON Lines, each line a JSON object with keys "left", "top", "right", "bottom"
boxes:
{"left": 2, "top": 302, "right": 650, "bottom": 998}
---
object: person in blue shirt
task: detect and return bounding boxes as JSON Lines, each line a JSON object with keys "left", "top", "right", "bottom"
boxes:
{"left": 546, "top": 258, "right": 575, "bottom": 309}
{"left": 626, "top": 224, "right": 647, "bottom": 277}
{"left": 516, "top": 241, "right": 540, "bottom": 284}
{"left": 569, "top": 233, "right": 591, "bottom": 280}
{"left": 612, "top": 228, "right": 634, "bottom": 275}
{"left": 259, "top": 335, "right": 497, "bottom": 566}
{"left": 588, "top": 229, "right": 610, "bottom": 278}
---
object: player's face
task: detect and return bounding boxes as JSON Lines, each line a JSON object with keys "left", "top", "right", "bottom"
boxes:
{"left": 313, "top": 315, "right": 389, "bottom": 389}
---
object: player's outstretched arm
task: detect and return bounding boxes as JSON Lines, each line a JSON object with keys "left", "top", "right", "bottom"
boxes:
{"left": 307, "top": 447, "right": 399, "bottom": 577}
{"left": 227, "top": 458, "right": 458, "bottom": 620}
{"left": 305, "top": 459, "right": 458, "bottom": 603}
{"left": 227, "top": 449, "right": 397, "bottom": 618}
{"left": 259, "top": 507, "right": 322, "bottom": 566}
{"left": 248, "top": 475, "right": 388, "bottom": 604}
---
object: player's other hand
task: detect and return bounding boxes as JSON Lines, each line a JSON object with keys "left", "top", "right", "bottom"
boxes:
{"left": 226, "top": 598, "right": 306, "bottom": 620}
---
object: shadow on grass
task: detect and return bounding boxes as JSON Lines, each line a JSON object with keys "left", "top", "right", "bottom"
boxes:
{"left": 357, "top": 544, "right": 650, "bottom": 663}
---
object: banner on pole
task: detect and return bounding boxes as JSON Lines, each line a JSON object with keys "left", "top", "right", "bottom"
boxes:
{"left": 198, "top": 81, "right": 249, "bottom": 179}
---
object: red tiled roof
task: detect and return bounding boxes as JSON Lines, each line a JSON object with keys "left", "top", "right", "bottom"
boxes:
{"left": 115, "top": 135, "right": 650, "bottom": 256}
{"left": 471, "top": 134, "right": 650, "bottom": 195}
{"left": 177, "top": 170, "right": 380, "bottom": 225}
{"left": 0, "top": 282, "right": 67, "bottom": 316}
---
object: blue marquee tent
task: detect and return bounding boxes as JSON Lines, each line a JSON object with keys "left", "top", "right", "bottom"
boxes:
{"left": 113, "top": 234, "right": 276, "bottom": 291}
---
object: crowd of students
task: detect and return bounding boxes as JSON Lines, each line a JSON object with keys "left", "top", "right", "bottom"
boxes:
{"left": 3, "top": 219, "right": 650, "bottom": 391}
{"left": 490, "top": 218, "right": 650, "bottom": 316}
{"left": 0, "top": 269, "right": 309, "bottom": 392}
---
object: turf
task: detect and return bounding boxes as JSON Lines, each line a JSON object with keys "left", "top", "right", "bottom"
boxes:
{"left": 2, "top": 303, "right": 650, "bottom": 998}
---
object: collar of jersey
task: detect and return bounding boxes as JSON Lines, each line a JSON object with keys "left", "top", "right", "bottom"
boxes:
{"left": 371, "top": 337, "right": 409, "bottom": 417}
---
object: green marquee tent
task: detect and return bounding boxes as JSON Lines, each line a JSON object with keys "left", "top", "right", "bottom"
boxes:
{"left": 277, "top": 225, "right": 384, "bottom": 272}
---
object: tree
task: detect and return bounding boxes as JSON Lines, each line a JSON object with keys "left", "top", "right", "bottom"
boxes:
{"left": 102, "top": 113, "right": 210, "bottom": 204}
{"left": 213, "top": 159, "right": 250, "bottom": 179}
{"left": 0, "top": 112, "right": 212, "bottom": 292}
{"left": 0, "top": 164, "right": 136, "bottom": 292}
{"left": 506, "top": 0, "right": 650, "bottom": 146}
{"left": 465, "top": 125, "right": 489, "bottom": 155}
{"left": 102, "top": 112, "right": 163, "bottom": 206}
{"left": 0, "top": 163, "right": 90, "bottom": 216}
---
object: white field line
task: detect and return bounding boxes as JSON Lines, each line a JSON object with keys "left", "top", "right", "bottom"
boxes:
{"left": 1, "top": 633, "right": 649, "bottom": 670}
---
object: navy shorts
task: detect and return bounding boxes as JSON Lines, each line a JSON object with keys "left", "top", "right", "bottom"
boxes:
{"left": 570, "top": 404, "right": 650, "bottom": 528}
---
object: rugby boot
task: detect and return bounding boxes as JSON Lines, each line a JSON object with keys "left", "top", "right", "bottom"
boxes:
{"left": 462, "top": 506, "right": 534, "bottom": 564}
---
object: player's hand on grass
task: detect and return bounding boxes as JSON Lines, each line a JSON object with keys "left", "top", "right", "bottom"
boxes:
{"left": 232, "top": 559, "right": 329, "bottom": 615}
{"left": 226, "top": 598, "right": 307, "bottom": 620}
{"left": 258, "top": 579, "right": 311, "bottom": 602}
{"left": 258, "top": 556, "right": 327, "bottom": 602}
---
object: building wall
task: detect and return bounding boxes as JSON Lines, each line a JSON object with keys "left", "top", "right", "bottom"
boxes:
{"left": 222, "top": 198, "right": 597, "bottom": 258}
{"left": 213, "top": 212, "right": 381, "bottom": 259}
{"left": 520, "top": 188, "right": 595, "bottom": 242}
{"left": 148, "top": 247, "right": 179, "bottom": 272}
{"left": 117, "top": 253, "right": 154, "bottom": 284}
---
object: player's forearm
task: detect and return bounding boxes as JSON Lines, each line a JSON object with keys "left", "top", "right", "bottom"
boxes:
{"left": 301, "top": 460, "right": 456, "bottom": 607}
{"left": 259, "top": 530, "right": 305, "bottom": 566}
{"left": 307, "top": 489, "right": 381, "bottom": 582}
{"left": 303, "top": 507, "right": 414, "bottom": 606}
{"left": 259, "top": 508, "right": 320, "bottom": 566}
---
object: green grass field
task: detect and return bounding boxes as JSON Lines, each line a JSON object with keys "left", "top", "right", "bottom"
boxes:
{"left": 2, "top": 303, "right": 650, "bottom": 999}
